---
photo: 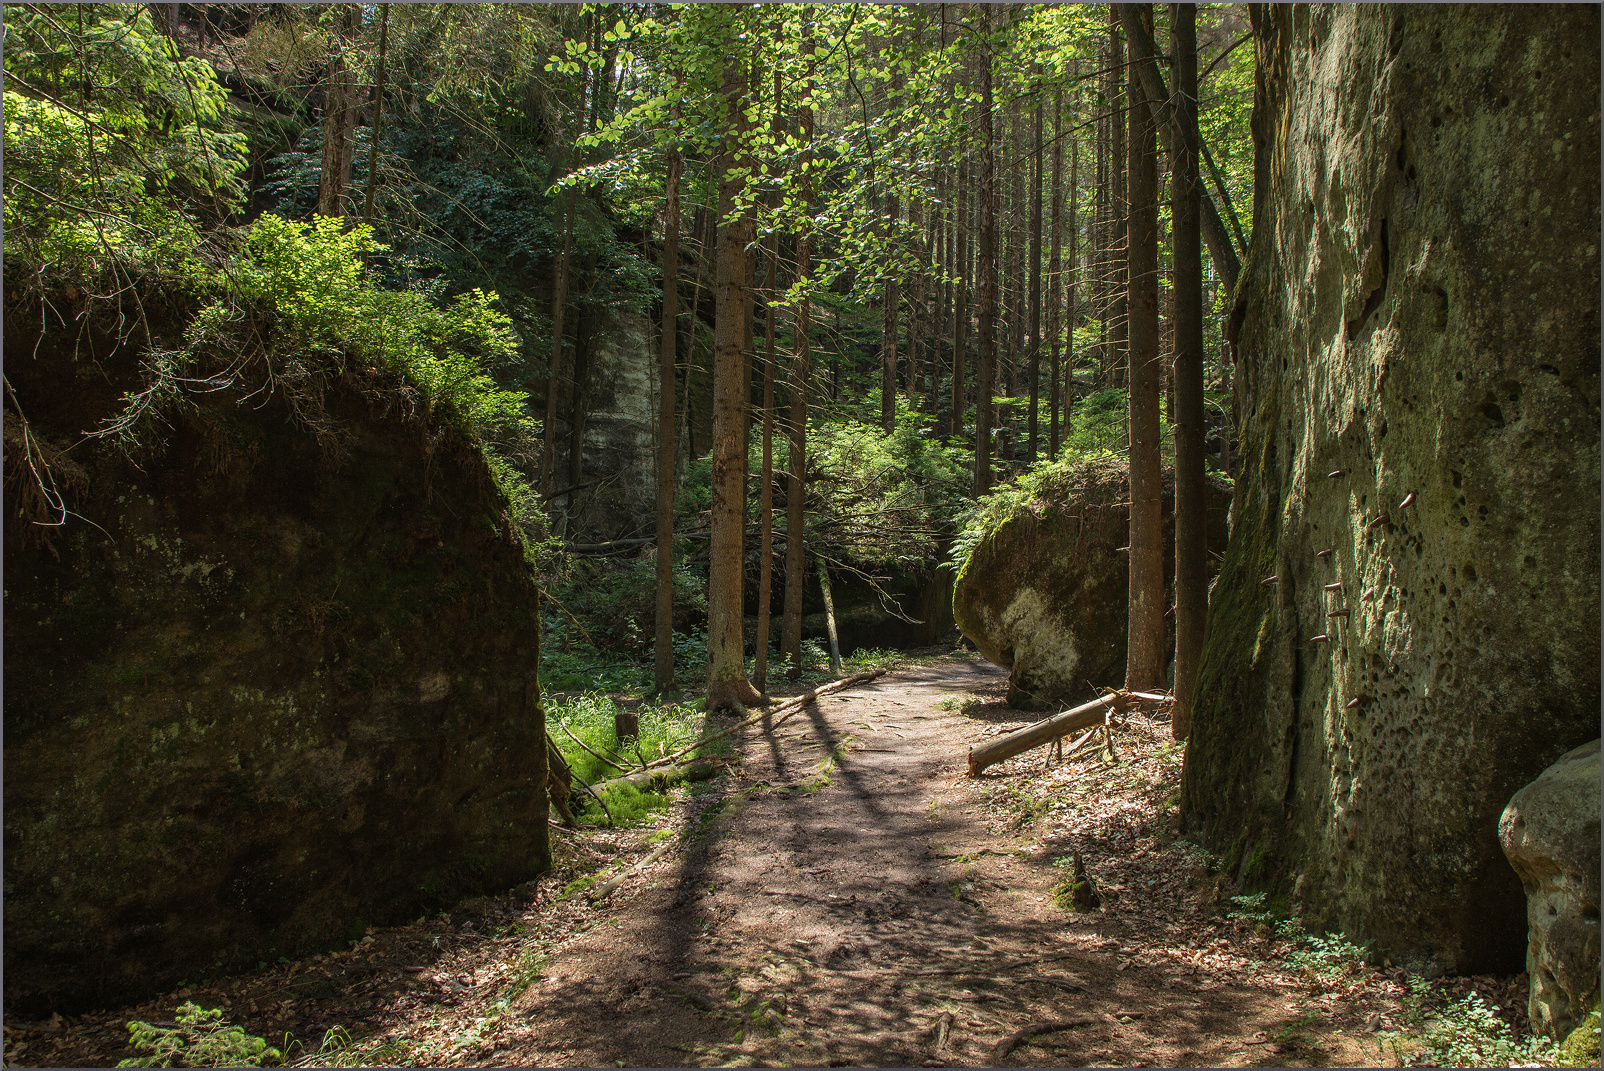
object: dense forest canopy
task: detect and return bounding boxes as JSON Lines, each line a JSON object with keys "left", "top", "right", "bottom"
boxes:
{"left": 4, "top": 0, "right": 1254, "bottom": 691}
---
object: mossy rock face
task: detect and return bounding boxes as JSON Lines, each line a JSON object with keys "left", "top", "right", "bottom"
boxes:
{"left": 1557, "top": 1010, "right": 1601, "bottom": 1068}
{"left": 3, "top": 300, "right": 550, "bottom": 1015}
{"left": 952, "top": 457, "right": 1231, "bottom": 710}
{"left": 1180, "top": 6, "right": 1600, "bottom": 976}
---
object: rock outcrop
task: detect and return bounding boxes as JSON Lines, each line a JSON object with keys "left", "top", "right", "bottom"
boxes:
{"left": 1180, "top": 6, "right": 1600, "bottom": 974}
{"left": 953, "top": 457, "right": 1231, "bottom": 709}
{"left": 1500, "top": 740, "right": 1602, "bottom": 1042}
{"left": 3, "top": 299, "right": 550, "bottom": 1015}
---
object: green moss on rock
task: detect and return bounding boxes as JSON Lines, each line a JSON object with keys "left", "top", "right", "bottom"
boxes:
{"left": 3, "top": 300, "right": 550, "bottom": 1016}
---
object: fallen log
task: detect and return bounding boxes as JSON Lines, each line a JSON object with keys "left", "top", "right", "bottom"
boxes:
{"left": 592, "top": 758, "right": 723, "bottom": 794}
{"left": 966, "top": 693, "right": 1133, "bottom": 777}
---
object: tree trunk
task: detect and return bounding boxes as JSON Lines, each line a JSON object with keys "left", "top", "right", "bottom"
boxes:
{"left": 654, "top": 110, "right": 682, "bottom": 695}
{"left": 540, "top": 31, "right": 590, "bottom": 502}
{"left": 1047, "top": 89, "right": 1062, "bottom": 460}
{"left": 881, "top": 195, "right": 901, "bottom": 433}
{"left": 1027, "top": 85, "right": 1044, "bottom": 464}
{"left": 317, "top": 4, "right": 361, "bottom": 218}
{"left": 755, "top": 68, "right": 781, "bottom": 693}
{"left": 1108, "top": 12, "right": 1128, "bottom": 389}
{"left": 951, "top": 151, "right": 970, "bottom": 442}
{"left": 817, "top": 556, "right": 842, "bottom": 675}
{"left": 361, "top": 3, "right": 389, "bottom": 226}
{"left": 1065, "top": 89, "right": 1079, "bottom": 443}
{"left": 1116, "top": 4, "right": 1242, "bottom": 294}
{"left": 1168, "top": 3, "right": 1206, "bottom": 737}
{"left": 780, "top": 35, "right": 815, "bottom": 679}
{"left": 706, "top": 36, "right": 764, "bottom": 712}
{"left": 974, "top": 6, "right": 998, "bottom": 496}
{"left": 1123, "top": 3, "right": 1164, "bottom": 693}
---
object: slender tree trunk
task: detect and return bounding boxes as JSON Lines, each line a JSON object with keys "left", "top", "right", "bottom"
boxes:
{"left": 1047, "top": 90, "right": 1062, "bottom": 460}
{"left": 1027, "top": 84, "right": 1044, "bottom": 464}
{"left": 781, "top": 26, "right": 816, "bottom": 678}
{"left": 1109, "top": 12, "right": 1128, "bottom": 389}
{"left": 1115, "top": 5, "right": 1242, "bottom": 293}
{"left": 951, "top": 151, "right": 969, "bottom": 442}
{"left": 817, "top": 556, "right": 842, "bottom": 675}
{"left": 654, "top": 109, "right": 682, "bottom": 694}
{"left": 1123, "top": 3, "right": 1164, "bottom": 692}
{"left": 1065, "top": 89, "right": 1080, "bottom": 444}
{"left": 881, "top": 194, "right": 900, "bottom": 432}
{"left": 361, "top": 3, "right": 389, "bottom": 226}
{"left": 707, "top": 33, "right": 764, "bottom": 712}
{"left": 317, "top": 4, "right": 361, "bottom": 217}
{"left": 755, "top": 70, "right": 782, "bottom": 693}
{"left": 1169, "top": 3, "right": 1206, "bottom": 737}
{"left": 974, "top": 6, "right": 998, "bottom": 496}
{"left": 540, "top": 26, "right": 590, "bottom": 501}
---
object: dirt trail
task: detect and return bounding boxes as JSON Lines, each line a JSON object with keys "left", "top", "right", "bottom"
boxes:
{"left": 490, "top": 655, "right": 1413, "bottom": 1068}
{"left": 23, "top": 654, "right": 1530, "bottom": 1068}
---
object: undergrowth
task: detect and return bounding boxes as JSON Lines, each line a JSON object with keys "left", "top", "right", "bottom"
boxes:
{"left": 118, "top": 1003, "right": 280, "bottom": 1068}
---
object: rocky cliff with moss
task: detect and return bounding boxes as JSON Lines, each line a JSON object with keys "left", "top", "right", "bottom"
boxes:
{"left": 1180, "top": 5, "right": 1600, "bottom": 975}
{"left": 3, "top": 293, "right": 551, "bottom": 1016}
{"left": 952, "top": 457, "right": 1231, "bottom": 709}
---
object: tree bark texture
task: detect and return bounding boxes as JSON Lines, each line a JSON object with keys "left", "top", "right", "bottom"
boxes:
{"left": 1027, "top": 87, "right": 1044, "bottom": 464}
{"left": 780, "top": 27, "right": 816, "bottom": 679}
{"left": 1123, "top": 4, "right": 1164, "bottom": 693}
{"left": 1047, "top": 90, "right": 1063, "bottom": 460}
{"left": 973, "top": 6, "right": 998, "bottom": 496}
{"left": 1168, "top": 4, "right": 1206, "bottom": 738}
{"left": 654, "top": 118, "right": 681, "bottom": 694}
{"left": 706, "top": 43, "right": 763, "bottom": 712}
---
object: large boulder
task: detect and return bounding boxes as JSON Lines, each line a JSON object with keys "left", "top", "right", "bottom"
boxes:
{"left": 3, "top": 297, "right": 550, "bottom": 1015}
{"left": 1179, "top": 6, "right": 1600, "bottom": 974}
{"left": 1500, "top": 740, "right": 1602, "bottom": 1042}
{"left": 952, "top": 457, "right": 1230, "bottom": 709}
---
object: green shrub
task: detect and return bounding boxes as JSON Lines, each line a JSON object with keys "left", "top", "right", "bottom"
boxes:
{"left": 1413, "top": 990, "right": 1554, "bottom": 1067}
{"left": 118, "top": 1003, "right": 280, "bottom": 1068}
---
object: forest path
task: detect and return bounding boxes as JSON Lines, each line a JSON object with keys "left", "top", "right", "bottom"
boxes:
{"left": 498, "top": 654, "right": 1399, "bottom": 1068}
{"left": 31, "top": 654, "right": 1458, "bottom": 1068}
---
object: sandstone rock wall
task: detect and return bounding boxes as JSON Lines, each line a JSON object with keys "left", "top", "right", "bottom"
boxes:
{"left": 1181, "top": 5, "right": 1600, "bottom": 974}
{"left": 3, "top": 302, "right": 551, "bottom": 1015}
{"left": 953, "top": 458, "right": 1231, "bottom": 710}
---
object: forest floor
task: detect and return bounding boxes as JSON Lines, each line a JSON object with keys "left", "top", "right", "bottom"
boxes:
{"left": 19, "top": 652, "right": 1539, "bottom": 1069}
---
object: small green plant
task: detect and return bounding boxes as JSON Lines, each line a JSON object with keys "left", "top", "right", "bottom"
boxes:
{"left": 1412, "top": 989, "right": 1555, "bottom": 1067}
{"left": 1227, "top": 891, "right": 1275, "bottom": 926}
{"left": 1285, "top": 931, "right": 1370, "bottom": 986}
{"left": 118, "top": 1003, "right": 281, "bottom": 1068}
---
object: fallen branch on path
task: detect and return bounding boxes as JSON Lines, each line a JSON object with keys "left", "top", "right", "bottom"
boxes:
{"left": 993, "top": 1019, "right": 1094, "bottom": 1060}
{"left": 966, "top": 693, "right": 1134, "bottom": 777}
{"left": 931, "top": 1010, "right": 953, "bottom": 1054}
{"left": 588, "top": 840, "right": 673, "bottom": 903}
{"left": 640, "top": 669, "right": 887, "bottom": 772}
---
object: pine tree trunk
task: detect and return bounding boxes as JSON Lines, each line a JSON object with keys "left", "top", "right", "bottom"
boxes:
{"left": 755, "top": 66, "right": 782, "bottom": 693}
{"left": 1065, "top": 94, "right": 1080, "bottom": 444}
{"left": 1108, "top": 12, "right": 1128, "bottom": 389}
{"left": 540, "top": 32, "right": 590, "bottom": 502}
{"left": 1027, "top": 86, "right": 1044, "bottom": 464}
{"left": 780, "top": 34, "right": 816, "bottom": 679}
{"left": 1168, "top": 3, "right": 1206, "bottom": 737}
{"left": 317, "top": 4, "right": 361, "bottom": 218}
{"left": 1123, "top": 3, "right": 1164, "bottom": 693}
{"left": 1047, "top": 90, "right": 1062, "bottom": 460}
{"left": 707, "top": 36, "right": 763, "bottom": 712}
{"left": 951, "top": 151, "right": 970, "bottom": 442}
{"left": 882, "top": 195, "right": 901, "bottom": 432}
{"left": 974, "top": 6, "right": 998, "bottom": 496}
{"left": 654, "top": 112, "right": 682, "bottom": 695}
{"left": 361, "top": 4, "right": 389, "bottom": 226}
